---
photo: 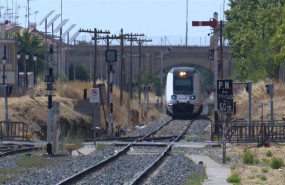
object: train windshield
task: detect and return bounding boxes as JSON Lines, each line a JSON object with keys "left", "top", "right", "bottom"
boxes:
{"left": 173, "top": 76, "right": 193, "bottom": 94}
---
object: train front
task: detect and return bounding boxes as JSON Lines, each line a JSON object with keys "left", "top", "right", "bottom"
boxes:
{"left": 165, "top": 67, "right": 203, "bottom": 118}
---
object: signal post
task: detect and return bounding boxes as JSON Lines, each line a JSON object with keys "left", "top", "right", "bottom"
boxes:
{"left": 192, "top": 12, "right": 222, "bottom": 136}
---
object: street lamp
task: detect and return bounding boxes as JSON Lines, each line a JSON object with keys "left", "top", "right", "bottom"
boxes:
{"left": 2, "top": 54, "right": 8, "bottom": 139}
{"left": 25, "top": 53, "right": 29, "bottom": 87}
{"left": 2, "top": 56, "right": 7, "bottom": 85}
{"left": 17, "top": 52, "right": 21, "bottom": 86}
{"left": 33, "top": 54, "right": 37, "bottom": 86}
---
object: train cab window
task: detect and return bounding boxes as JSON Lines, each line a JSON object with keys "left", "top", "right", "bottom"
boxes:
{"left": 173, "top": 76, "right": 193, "bottom": 94}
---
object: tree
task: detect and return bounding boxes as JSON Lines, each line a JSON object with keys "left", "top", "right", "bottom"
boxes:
{"left": 224, "top": 0, "right": 285, "bottom": 81}
{"left": 69, "top": 63, "right": 89, "bottom": 81}
{"left": 14, "top": 29, "right": 47, "bottom": 79}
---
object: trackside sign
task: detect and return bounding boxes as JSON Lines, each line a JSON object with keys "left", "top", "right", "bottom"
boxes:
{"left": 90, "top": 88, "right": 100, "bottom": 103}
{"left": 217, "top": 79, "right": 233, "bottom": 113}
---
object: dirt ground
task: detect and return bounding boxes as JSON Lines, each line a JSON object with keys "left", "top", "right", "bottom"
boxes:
{"left": 226, "top": 143, "right": 285, "bottom": 184}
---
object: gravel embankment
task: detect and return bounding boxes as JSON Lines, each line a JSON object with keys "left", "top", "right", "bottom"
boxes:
{"left": 2, "top": 146, "right": 124, "bottom": 185}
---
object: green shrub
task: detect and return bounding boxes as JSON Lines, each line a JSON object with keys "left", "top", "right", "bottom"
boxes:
{"left": 230, "top": 164, "right": 237, "bottom": 170}
{"left": 266, "top": 151, "right": 272, "bottom": 157}
{"left": 261, "top": 158, "right": 271, "bottom": 165}
{"left": 260, "top": 175, "right": 267, "bottom": 181}
{"left": 181, "top": 172, "right": 202, "bottom": 185}
{"left": 185, "top": 136, "right": 193, "bottom": 142}
{"left": 60, "top": 126, "right": 84, "bottom": 151}
{"left": 270, "top": 157, "right": 284, "bottom": 169}
{"left": 248, "top": 175, "right": 255, "bottom": 179}
{"left": 253, "top": 158, "right": 260, "bottom": 164}
{"left": 256, "top": 175, "right": 267, "bottom": 181}
{"left": 17, "top": 153, "right": 49, "bottom": 167}
{"left": 226, "top": 155, "right": 231, "bottom": 162}
{"left": 96, "top": 144, "right": 107, "bottom": 150}
{"left": 261, "top": 168, "right": 268, "bottom": 173}
{"left": 242, "top": 151, "right": 255, "bottom": 164}
{"left": 226, "top": 173, "right": 241, "bottom": 183}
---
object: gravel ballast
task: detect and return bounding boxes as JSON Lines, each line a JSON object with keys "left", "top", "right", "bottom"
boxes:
{"left": 1, "top": 117, "right": 226, "bottom": 185}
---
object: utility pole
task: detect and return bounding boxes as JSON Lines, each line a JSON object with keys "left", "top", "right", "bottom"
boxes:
{"left": 79, "top": 28, "right": 110, "bottom": 86}
{"left": 106, "top": 36, "right": 112, "bottom": 135}
{"left": 186, "top": 0, "right": 188, "bottom": 46}
{"left": 27, "top": 0, "right": 30, "bottom": 27}
{"left": 120, "top": 29, "right": 125, "bottom": 105}
{"left": 136, "top": 38, "right": 152, "bottom": 103}
{"left": 79, "top": 28, "right": 110, "bottom": 142}
{"left": 128, "top": 33, "right": 144, "bottom": 99}
{"left": 100, "top": 31, "right": 144, "bottom": 105}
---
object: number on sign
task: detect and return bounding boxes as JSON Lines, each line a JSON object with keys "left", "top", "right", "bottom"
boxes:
{"left": 219, "top": 103, "right": 226, "bottom": 112}
{"left": 219, "top": 103, "right": 232, "bottom": 112}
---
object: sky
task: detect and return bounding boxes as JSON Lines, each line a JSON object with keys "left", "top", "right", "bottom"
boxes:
{"left": 1, "top": 0, "right": 229, "bottom": 46}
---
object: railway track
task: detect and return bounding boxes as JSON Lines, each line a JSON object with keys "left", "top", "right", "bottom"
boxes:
{"left": 57, "top": 119, "right": 194, "bottom": 185}
{"left": 0, "top": 143, "right": 41, "bottom": 157}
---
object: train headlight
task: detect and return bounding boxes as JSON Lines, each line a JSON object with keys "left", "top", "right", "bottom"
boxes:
{"left": 190, "top": 95, "right": 195, "bottom": 100}
{"left": 179, "top": 71, "right": 187, "bottom": 79}
{"left": 171, "top": 95, "right": 177, "bottom": 100}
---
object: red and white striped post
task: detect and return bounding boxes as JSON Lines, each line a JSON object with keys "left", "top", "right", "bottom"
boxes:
{"left": 192, "top": 18, "right": 218, "bottom": 28}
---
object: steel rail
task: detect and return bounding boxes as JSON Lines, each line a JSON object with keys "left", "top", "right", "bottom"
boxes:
{"left": 137, "top": 119, "right": 173, "bottom": 141}
{"left": 56, "top": 118, "right": 173, "bottom": 185}
{"left": 0, "top": 147, "right": 42, "bottom": 158}
{"left": 85, "top": 136, "right": 143, "bottom": 142}
{"left": 56, "top": 143, "right": 133, "bottom": 185}
{"left": 129, "top": 119, "right": 194, "bottom": 185}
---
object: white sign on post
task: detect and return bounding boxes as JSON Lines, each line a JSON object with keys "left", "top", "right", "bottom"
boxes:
{"left": 90, "top": 88, "right": 100, "bottom": 103}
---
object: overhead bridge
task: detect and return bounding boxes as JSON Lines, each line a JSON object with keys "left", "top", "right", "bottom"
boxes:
{"left": 69, "top": 45, "right": 234, "bottom": 80}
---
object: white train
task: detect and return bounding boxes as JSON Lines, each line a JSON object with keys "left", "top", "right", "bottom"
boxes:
{"left": 165, "top": 67, "right": 204, "bottom": 118}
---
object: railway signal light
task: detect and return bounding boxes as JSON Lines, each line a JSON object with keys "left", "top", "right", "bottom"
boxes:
{"left": 245, "top": 82, "right": 252, "bottom": 93}
{"left": 7, "top": 85, "right": 12, "bottom": 96}
{"left": 265, "top": 84, "right": 274, "bottom": 96}
{"left": 105, "top": 50, "right": 117, "bottom": 62}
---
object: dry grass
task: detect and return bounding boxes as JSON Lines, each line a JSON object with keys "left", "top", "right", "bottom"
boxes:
{"left": 104, "top": 82, "right": 162, "bottom": 130}
{"left": 234, "top": 80, "right": 285, "bottom": 121}
{"left": 35, "top": 79, "right": 92, "bottom": 100}
{"left": 5, "top": 80, "right": 161, "bottom": 140}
